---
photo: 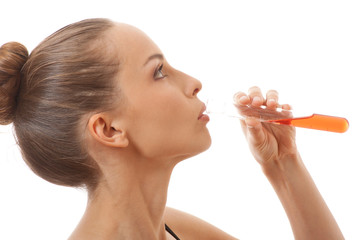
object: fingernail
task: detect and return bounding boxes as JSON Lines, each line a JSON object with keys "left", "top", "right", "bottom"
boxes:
{"left": 240, "top": 96, "right": 248, "bottom": 102}
{"left": 268, "top": 99, "right": 276, "bottom": 105}
{"left": 245, "top": 118, "right": 258, "bottom": 129}
{"left": 233, "top": 93, "right": 240, "bottom": 101}
{"left": 253, "top": 96, "right": 261, "bottom": 103}
{"left": 233, "top": 94, "right": 248, "bottom": 103}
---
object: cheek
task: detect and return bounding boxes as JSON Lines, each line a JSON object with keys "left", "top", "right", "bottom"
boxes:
{"left": 127, "top": 92, "right": 197, "bottom": 159}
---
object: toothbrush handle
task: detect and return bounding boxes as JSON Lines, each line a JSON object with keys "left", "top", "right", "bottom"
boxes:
{"left": 267, "top": 114, "right": 349, "bottom": 133}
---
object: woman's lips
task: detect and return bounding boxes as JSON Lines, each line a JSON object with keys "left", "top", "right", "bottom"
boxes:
{"left": 198, "top": 114, "right": 210, "bottom": 121}
{"left": 198, "top": 104, "right": 210, "bottom": 121}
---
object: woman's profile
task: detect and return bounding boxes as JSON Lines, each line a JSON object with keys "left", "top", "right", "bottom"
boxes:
{"left": 0, "top": 18, "right": 344, "bottom": 239}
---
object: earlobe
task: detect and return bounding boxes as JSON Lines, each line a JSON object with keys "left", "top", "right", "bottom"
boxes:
{"left": 88, "top": 114, "right": 129, "bottom": 148}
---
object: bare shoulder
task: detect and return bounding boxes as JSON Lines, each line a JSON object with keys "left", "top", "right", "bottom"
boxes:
{"left": 164, "top": 207, "right": 238, "bottom": 240}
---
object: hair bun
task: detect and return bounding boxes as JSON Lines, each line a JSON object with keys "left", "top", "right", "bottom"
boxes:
{"left": 0, "top": 42, "right": 28, "bottom": 125}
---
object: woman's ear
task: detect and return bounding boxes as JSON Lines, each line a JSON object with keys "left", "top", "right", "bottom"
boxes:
{"left": 87, "top": 113, "right": 129, "bottom": 148}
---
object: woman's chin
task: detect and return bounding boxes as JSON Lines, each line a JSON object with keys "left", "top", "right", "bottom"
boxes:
{"left": 189, "top": 135, "right": 213, "bottom": 159}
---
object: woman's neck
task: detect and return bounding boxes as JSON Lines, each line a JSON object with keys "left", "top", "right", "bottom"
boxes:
{"left": 70, "top": 155, "right": 176, "bottom": 240}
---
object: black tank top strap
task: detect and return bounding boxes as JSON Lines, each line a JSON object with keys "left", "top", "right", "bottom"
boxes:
{"left": 165, "top": 224, "right": 181, "bottom": 240}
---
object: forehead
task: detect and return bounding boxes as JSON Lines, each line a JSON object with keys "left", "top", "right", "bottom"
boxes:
{"left": 107, "top": 23, "right": 161, "bottom": 65}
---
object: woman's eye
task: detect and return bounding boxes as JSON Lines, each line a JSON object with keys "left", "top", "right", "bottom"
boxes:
{"left": 154, "top": 64, "right": 165, "bottom": 79}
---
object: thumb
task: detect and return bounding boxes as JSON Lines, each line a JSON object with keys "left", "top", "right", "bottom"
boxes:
{"left": 245, "top": 118, "right": 266, "bottom": 147}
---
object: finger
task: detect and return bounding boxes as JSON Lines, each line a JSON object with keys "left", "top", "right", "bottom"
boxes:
{"left": 244, "top": 118, "right": 266, "bottom": 146}
{"left": 233, "top": 92, "right": 250, "bottom": 106}
{"left": 248, "top": 86, "right": 264, "bottom": 107}
{"left": 266, "top": 90, "right": 279, "bottom": 109}
{"left": 239, "top": 119, "right": 248, "bottom": 136}
{"left": 281, "top": 104, "right": 293, "bottom": 118}
{"left": 281, "top": 104, "right": 292, "bottom": 111}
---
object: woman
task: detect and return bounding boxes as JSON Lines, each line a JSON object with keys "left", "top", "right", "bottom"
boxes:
{"left": 0, "top": 18, "right": 344, "bottom": 239}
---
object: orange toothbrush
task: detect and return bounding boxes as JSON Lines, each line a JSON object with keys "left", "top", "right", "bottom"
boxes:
{"left": 206, "top": 99, "right": 349, "bottom": 133}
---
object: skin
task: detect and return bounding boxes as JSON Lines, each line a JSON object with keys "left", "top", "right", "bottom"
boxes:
{"left": 68, "top": 23, "right": 344, "bottom": 240}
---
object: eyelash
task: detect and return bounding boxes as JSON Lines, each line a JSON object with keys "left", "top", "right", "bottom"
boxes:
{"left": 153, "top": 64, "right": 166, "bottom": 80}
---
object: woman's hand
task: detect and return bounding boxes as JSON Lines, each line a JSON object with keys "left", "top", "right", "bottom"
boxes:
{"left": 234, "top": 86, "right": 299, "bottom": 169}
{"left": 234, "top": 87, "right": 344, "bottom": 240}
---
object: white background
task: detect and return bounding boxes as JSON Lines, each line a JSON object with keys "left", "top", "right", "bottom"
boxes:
{"left": 1, "top": 0, "right": 359, "bottom": 239}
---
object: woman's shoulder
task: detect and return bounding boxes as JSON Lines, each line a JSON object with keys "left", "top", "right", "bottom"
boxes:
{"left": 164, "top": 207, "right": 238, "bottom": 240}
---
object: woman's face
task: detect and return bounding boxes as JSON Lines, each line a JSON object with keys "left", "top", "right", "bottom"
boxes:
{"left": 107, "top": 23, "right": 211, "bottom": 162}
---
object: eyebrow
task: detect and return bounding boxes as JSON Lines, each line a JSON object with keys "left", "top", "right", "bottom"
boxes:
{"left": 143, "top": 53, "right": 164, "bottom": 66}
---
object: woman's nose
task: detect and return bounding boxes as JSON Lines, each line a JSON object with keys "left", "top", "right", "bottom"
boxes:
{"left": 187, "top": 76, "right": 202, "bottom": 98}
{"left": 193, "top": 87, "right": 200, "bottom": 96}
